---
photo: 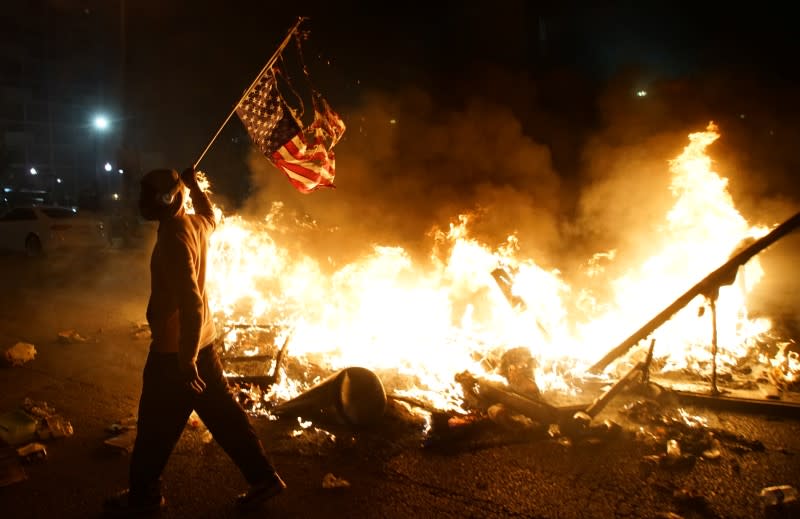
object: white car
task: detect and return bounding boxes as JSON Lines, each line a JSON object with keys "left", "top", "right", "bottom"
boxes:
{"left": 0, "top": 205, "right": 109, "bottom": 255}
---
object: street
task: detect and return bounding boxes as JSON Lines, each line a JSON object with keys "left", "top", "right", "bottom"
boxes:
{"left": 1, "top": 246, "right": 799, "bottom": 519}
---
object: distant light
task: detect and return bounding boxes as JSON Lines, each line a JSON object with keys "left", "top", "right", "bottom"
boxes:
{"left": 56, "top": 178, "right": 62, "bottom": 184}
{"left": 93, "top": 115, "right": 109, "bottom": 130}
{"left": 3, "top": 187, "right": 11, "bottom": 193}
{"left": 104, "top": 162, "right": 112, "bottom": 172}
{"left": 118, "top": 169, "right": 124, "bottom": 175}
{"left": 739, "top": 113, "right": 746, "bottom": 119}
{"left": 389, "top": 119, "right": 397, "bottom": 124}
{"left": 30, "top": 167, "right": 38, "bottom": 175}
{"left": 635, "top": 90, "right": 647, "bottom": 97}
{"left": 111, "top": 193, "right": 120, "bottom": 200}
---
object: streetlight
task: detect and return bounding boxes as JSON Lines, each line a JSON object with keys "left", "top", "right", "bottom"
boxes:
{"left": 29, "top": 167, "right": 38, "bottom": 175}
{"left": 91, "top": 112, "right": 112, "bottom": 209}
{"left": 104, "top": 162, "right": 112, "bottom": 172}
{"left": 93, "top": 115, "right": 110, "bottom": 131}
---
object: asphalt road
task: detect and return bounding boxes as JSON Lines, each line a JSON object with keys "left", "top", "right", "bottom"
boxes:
{"left": 1, "top": 247, "right": 799, "bottom": 519}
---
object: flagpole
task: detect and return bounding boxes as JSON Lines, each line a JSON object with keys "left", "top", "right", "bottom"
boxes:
{"left": 192, "top": 16, "right": 308, "bottom": 169}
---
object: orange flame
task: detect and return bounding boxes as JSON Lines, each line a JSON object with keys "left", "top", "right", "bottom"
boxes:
{"left": 203, "top": 123, "right": 779, "bottom": 410}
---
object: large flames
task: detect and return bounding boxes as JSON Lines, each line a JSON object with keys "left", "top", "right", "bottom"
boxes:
{"left": 201, "top": 123, "right": 789, "bottom": 412}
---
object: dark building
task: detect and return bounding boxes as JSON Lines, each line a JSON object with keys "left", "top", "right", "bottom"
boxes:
{"left": 0, "top": 0, "right": 124, "bottom": 209}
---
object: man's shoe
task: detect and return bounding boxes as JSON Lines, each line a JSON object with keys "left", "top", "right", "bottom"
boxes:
{"left": 103, "top": 489, "right": 165, "bottom": 516}
{"left": 235, "top": 473, "right": 286, "bottom": 510}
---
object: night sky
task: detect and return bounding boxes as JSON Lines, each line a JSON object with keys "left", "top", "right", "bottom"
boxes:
{"left": 117, "top": 2, "right": 799, "bottom": 149}
{"left": 64, "top": 1, "right": 800, "bottom": 272}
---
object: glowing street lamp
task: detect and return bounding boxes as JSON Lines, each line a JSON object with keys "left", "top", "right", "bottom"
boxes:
{"left": 104, "top": 162, "right": 112, "bottom": 172}
{"left": 93, "top": 115, "right": 110, "bottom": 131}
{"left": 29, "top": 167, "right": 38, "bottom": 175}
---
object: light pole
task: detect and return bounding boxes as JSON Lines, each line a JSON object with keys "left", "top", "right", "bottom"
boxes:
{"left": 92, "top": 113, "right": 110, "bottom": 209}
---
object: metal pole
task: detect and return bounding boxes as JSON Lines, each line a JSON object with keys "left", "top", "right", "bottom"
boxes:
{"left": 193, "top": 16, "right": 308, "bottom": 169}
{"left": 709, "top": 297, "right": 720, "bottom": 396}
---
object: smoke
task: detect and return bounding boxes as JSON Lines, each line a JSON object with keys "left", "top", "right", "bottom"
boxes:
{"left": 240, "top": 87, "right": 562, "bottom": 268}
{"left": 227, "top": 64, "right": 800, "bottom": 315}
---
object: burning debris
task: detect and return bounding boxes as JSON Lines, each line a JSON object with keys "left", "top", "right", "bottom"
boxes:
{"left": 271, "top": 367, "right": 387, "bottom": 426}
{"left": 196, "top": 123, "right": 800, "bottom": 488}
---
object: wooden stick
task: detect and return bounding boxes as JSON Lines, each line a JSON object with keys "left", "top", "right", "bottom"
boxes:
{"left": 193, "top": 16, "right": 307, "bottom": 169}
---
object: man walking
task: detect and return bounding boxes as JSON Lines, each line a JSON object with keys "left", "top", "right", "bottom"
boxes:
{"left": 105, "top": 167, "right": 285, "bottom": 515}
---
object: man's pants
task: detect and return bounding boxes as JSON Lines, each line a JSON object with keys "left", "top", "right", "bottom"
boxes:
{"left": 129, "top": 345, "right": 275, "bottom": 497}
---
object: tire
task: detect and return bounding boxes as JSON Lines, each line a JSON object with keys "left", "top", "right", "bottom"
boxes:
{"left": 25, "top": 234, "right": 42, "bottom": 256}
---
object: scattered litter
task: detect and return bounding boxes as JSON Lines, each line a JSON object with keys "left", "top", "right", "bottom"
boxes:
{"left": 701, "top": 438, "right": 722, "bottom": 460}
{"left": 0, "top": 446, "right": 27, "bottom": 487}
{"left": 104, "top": 428, "right": 137, "bottom": 454}
{"left": 666, "top": 439, "right": 681, "bottom": 459}
{"left": 21, "top": 398, "right": 56, "bottom": 419}
{"left": 322, "top": 472, "right": 350, "bottom": 489}
{"left": 759, "top": 484, "right": 798, "bottom": 507}
{"left": 57, "top": 329, "right": 87, "bottom": 343}
{"left": 131, "top": 321, "right": 151, "bottom": 340}
{"left": 106, "top": 415, "right": 137, "bottom": 435}
{"left": 16, "top": 442, "right": 47, "bottom": 463}
{"left": 290, "top": 425, "right": 337, "bottom": 456}
{"left": 0, "top": 409, "right": 38, "bottom": 446}
{"left": 37, "top": 414, "right": 74, "bottom": 440}
{"left": 20, "top": 398, "right": 73, "bottom": 440}
{"left": 4, "top": 342, "right": 36, "bottom": 367}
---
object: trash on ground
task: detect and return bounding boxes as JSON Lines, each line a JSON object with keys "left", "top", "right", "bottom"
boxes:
{"left": 131, "top": 321, "right": 151, "bottom": 340}
{"left": 4, "top": 342, "right": 36, "bottom": 367}
{"left": 57, "top": 329, "right": 87, "bottom": 343}
{"left": 322, "top": 472, "right": 351, "bottom": 489}
{"left": 21, "top": 398, "right": 56, "bottom": 419}
{"left": 0, "top": 409, "right": 38, "bottom": 446}
{"left": 37, "top": 414, "right": 74, "bottom": 440}
{"left": 16, "top": 442, "right": 47, "bottom": 463}
{"left": 20, "top": 398, "right": 74, "bottom": 440}
{"left": 104, "top": 428, "right": 137, "bottom": 454}
{"left": 106, "top": 423, "right": 136, "bottom": 434}
{"left": 759, "top": 484, "right": 798, "bottom": 507}
{"left": 0, "top": 446, "right": 27, "bottom": 487}
{"left": 288, "top": 418, "right": 337, "bottom": 456}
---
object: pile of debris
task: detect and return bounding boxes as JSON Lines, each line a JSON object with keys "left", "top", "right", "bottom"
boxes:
{"left": 0, "top": 398, "right": 74, "bottom": 487}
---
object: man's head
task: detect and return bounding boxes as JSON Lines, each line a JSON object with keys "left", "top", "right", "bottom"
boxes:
{"left": 139, "top": 168, "right": 184, "bottom": 221}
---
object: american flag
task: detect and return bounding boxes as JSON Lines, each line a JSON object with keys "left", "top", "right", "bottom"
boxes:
{"left": 235, "top": 71, "right": 345, "bottom": 193}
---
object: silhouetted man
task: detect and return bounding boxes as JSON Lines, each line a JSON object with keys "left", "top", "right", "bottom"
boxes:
{"left": 104, "top": 167, "right": 285, "bottom": 515}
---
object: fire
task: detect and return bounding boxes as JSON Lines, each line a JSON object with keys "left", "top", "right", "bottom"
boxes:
{"left": 203, "top": 122, "right": 784, "bottom": 412}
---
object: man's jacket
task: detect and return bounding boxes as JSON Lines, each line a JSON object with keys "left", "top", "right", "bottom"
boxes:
{"left": 146, "top": 185, "right": 216, "bottom": 367}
